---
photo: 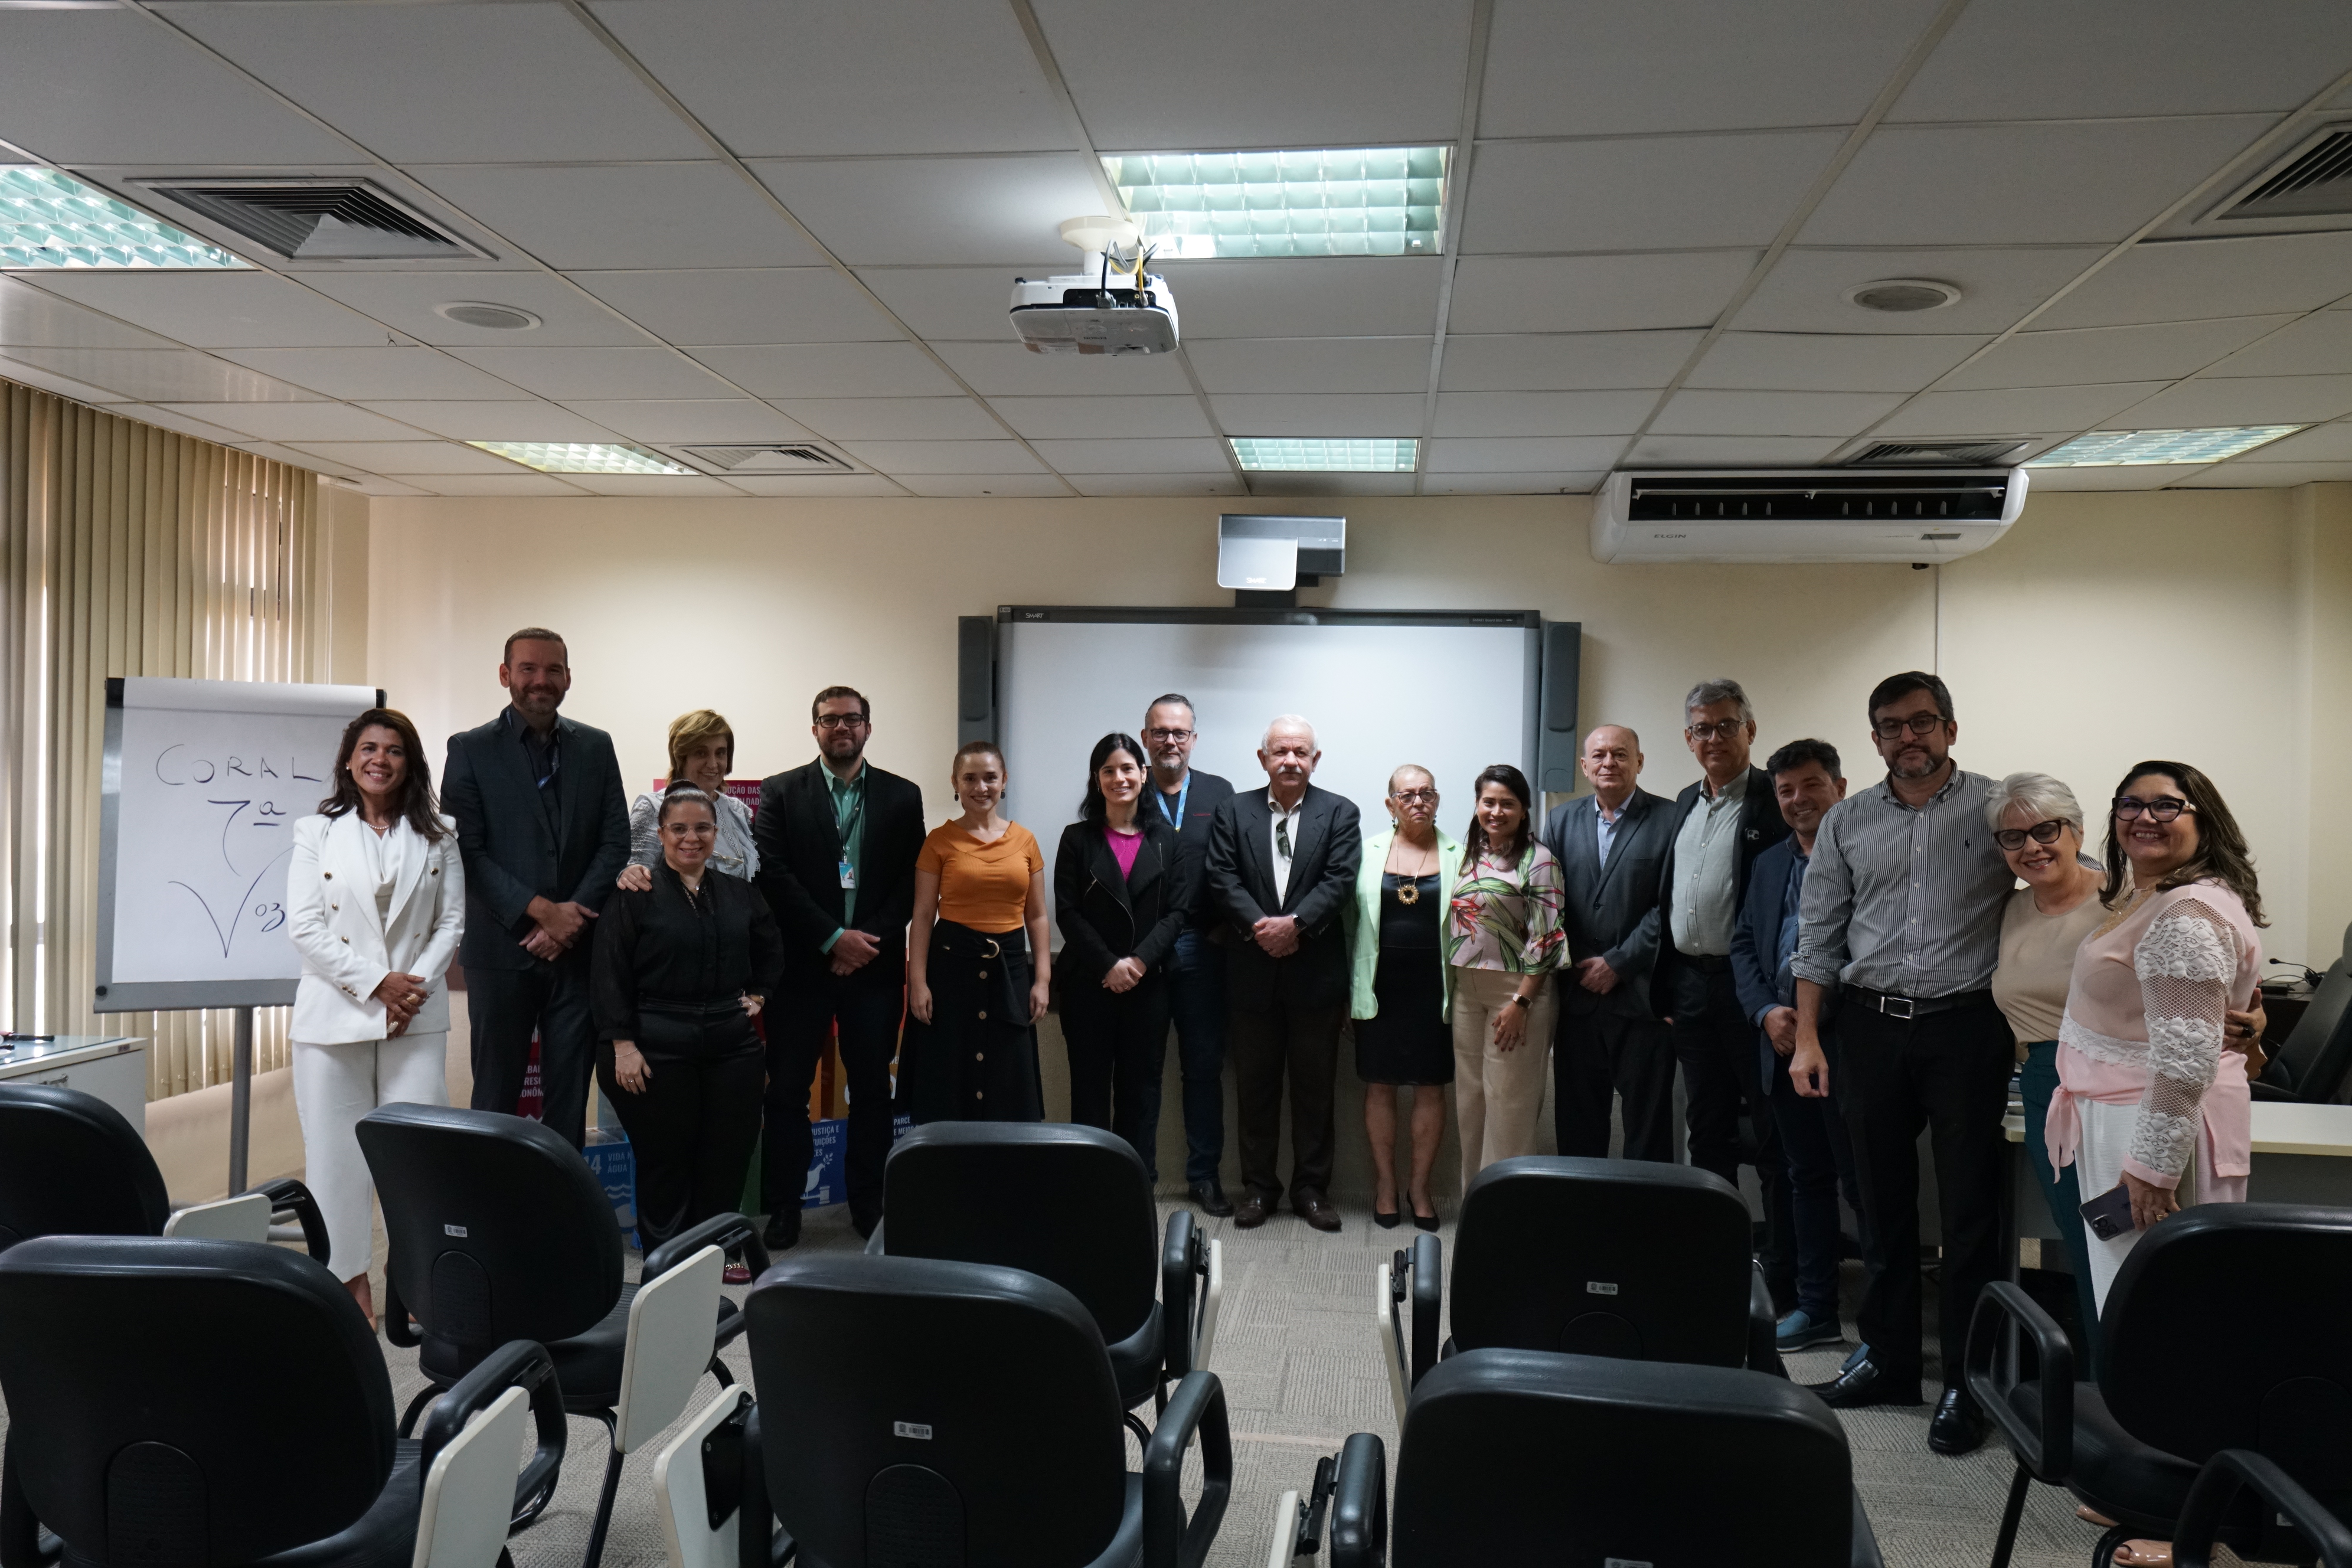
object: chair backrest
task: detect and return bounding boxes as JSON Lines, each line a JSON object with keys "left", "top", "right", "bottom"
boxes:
{"left": 0, "top": 1234, "right": 397, "bottom": 1565}
{"left": 881, "top": 1122, "right": 1158, "bottom": 1347}
{"left": 356, "top": 1102, "right": 622, "bottom": 1351}
{"left": 746, "top": 1252, "right": 1130, "bottom": 1568}
{"left": 1448, "top": 1155, "right": 1755, "bottom": 1368}
{"left": 2265, "top": 956, "right": 2352, "bottom": 1103}
{"left": 2102, "top": 1203, "right": 2352, "bottom": 1517}
{"left": 0, "top": 1083, "right": 171, "bottom": 1251}
{"left": 1391, "top": 1347, "right": 1854, "bottom": 1566}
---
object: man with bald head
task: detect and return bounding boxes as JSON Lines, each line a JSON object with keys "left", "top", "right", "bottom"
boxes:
{"left": 1539, "top": 724, "right": 1680, "bottom": 1160}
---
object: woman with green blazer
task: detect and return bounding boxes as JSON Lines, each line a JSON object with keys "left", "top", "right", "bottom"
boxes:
{"left": 1345, "top": 764, "right": 1464, "bottom": 1230}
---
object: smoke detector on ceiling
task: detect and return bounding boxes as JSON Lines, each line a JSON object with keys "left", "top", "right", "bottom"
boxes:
{"left": 434, "top": 300, "right": 541, "bottom": 331}
{"left": 1845, "top": 278, "right": 1962, "bottom": 313}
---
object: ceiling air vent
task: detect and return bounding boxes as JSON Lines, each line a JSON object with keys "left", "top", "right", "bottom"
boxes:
{"left": 2211, "top": 126, "right": 2352, "bottom": 222}
{"left": 135, "top": 178, "right": 488, "bottom": 260}
{"left": 1850, "top": 439, "right": 2028, "bottom": 466}
{"left": 681, "top": 444, "right": 855, "bottom": 473}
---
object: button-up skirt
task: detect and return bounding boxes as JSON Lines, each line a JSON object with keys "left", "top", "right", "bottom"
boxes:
{"left": 897, "top": 918, "right": 1044, "bottom": 1125}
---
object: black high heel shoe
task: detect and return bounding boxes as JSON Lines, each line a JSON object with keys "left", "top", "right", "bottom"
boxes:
{"left": 1412, "top": 1202, "right": 1439, "bottom": 1232}
{"left": 1373, "top": 1199, "right": 1402, "bottom": 1229}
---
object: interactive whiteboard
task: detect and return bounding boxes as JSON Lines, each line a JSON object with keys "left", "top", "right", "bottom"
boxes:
{"left": 96, "top": 676, "right": 383, "bottom": 1012}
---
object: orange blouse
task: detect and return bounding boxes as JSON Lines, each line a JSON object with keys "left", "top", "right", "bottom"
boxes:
{"left": 918, "top": 821, "right": 1043, "bottom": 935}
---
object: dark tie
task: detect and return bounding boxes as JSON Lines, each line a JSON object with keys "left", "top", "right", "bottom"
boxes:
{"left": 1276, "top": 816, "right": 1291, "bottom": 860}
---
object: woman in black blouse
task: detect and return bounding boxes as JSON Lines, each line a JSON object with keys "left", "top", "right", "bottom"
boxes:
{"left": 592, "top": 782, "right": 783, "bottom": 1249}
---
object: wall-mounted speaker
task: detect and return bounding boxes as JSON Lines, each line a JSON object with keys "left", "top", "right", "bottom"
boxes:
{"left": 956, "top": 615, "right": 995, "bottom": 744}
{"left": 1537, "top": 620, "right": 1582, "bottom": 795}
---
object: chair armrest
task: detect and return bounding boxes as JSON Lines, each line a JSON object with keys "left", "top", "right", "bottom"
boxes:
{"left": 1962, "top": 1282, "right": 2073, "bottom": 1481}
{"left": 1748, "top": 1262, "right": 1788, "bottom": 1378}
{"left": 256, "top": 1177, "right": 331, "bottom": 1263}
{"left": 646, "top": 1212, "right": 767, "bottom": 1285}
{"left": 735, "top": 1408, "right": 796, "bottom": 1568}
{"left": 416, "top": 1338, "right": 567, "bottom": 1528}
{"left": 1406, "top": 1234, "right": 1441, "bottom": 1389}
{"left": 1162, "top": 1211, "right": 1199, "bottom": 1378}
{"left": 1143, "top": 1371, "right": 1232, "bottom": 1568}
{"left": 2177, "top": 1449, "right": 2352, "bottom": 1568}
{"left": 863, "top": 1221, "right": 885, "bottom": 1256}
{"left": 1325, "top": 1433, "right": 1388, "bottom": 1568}
{"left": 382, "top": 1265, "right": 420, "bottom": 1349}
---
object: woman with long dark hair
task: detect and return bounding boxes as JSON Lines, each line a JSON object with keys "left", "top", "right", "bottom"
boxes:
{"left": 1053, "top": 731, "right": 1187, "bottom": 1170}
{"left": 1446, "top": 762, "right": 1565, "bottom": 1187}
{"left": 286, "top": 707, "right": 463, "bottom": 1325}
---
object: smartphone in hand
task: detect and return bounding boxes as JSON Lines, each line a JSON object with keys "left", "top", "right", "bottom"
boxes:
{"left": 2080, "top": 1182, "right": 2135, "bottom": 1241}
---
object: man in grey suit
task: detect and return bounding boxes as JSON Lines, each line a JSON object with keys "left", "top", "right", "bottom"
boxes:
{"left": 441, "top": 627, "right": 629, "bottom": 1148}
{"left": 1540, "top": 724, "right": 1679, "bottom": 1161}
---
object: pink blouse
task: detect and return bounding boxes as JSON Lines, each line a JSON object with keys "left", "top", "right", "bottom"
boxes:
{"left": 1106, "top": 826, "right": 1144, "bottom": 879}
{"left": 2046, "top": 880, "right": 2260, "bottom": 1191}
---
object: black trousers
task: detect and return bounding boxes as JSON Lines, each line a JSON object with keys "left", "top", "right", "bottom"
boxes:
{"left": 1062, "top": 976, "right": 1172, "bottom": 1179}
{"left": 763, "top": 967, "right": 903, "bottom": 1231}
{"left": 1553, "top": 1004, "right": 1675, "bottom": 1162}
{"left": 1672, "top": 959, "right": 1795, "bottom": 1305}
{"left": 467, "top": 959, "right": 594, "bottom": 1148}
{"left": 1834, "top": 995, "right": 2014, "bottom": 1391}
{"left": 596, "top": 1005, "right": 764, "bottom": 1250}
{"left": 1228, "top": 982, "right": 1344, "bottom": 1204}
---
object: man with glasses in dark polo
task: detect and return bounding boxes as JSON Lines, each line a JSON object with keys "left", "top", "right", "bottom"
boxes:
{"left": 1143, "top": 693, "right": 1238, "bottom": 1216}
{"left": 1786, "top": 671, "right": 2014, "bottom": 1458}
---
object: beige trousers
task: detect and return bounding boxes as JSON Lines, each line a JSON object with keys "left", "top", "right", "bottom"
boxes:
{"left": 1451, "top": 966, "right": 1557, "bottom": 1191}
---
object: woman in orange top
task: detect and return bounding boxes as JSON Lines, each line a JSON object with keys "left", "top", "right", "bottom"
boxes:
{"left": 900, "top": 740, "right": 1051, "bottom": 1123}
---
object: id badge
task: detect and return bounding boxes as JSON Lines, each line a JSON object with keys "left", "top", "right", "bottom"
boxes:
{"left": 838, "top": 857, "right": 857, "bottom": 890}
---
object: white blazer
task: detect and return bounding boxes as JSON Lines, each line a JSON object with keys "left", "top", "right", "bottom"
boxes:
{"left": 288, "top": 811, "right": 465, "bottom": 1044}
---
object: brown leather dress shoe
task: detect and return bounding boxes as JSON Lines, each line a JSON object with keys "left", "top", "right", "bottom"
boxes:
{"left": 1294, "top": 1193, "right": 1341, "bottom": 1232}
{"left": 1233, "top": 1194, "right": 1270, "bottom": 1229}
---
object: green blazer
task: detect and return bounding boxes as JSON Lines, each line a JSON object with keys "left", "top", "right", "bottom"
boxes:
{"left": 1345, "top": 825, "right": 1465, "bottom": 1022}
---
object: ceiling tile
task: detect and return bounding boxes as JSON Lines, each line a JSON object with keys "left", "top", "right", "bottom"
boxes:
{"left": 1939, "top": 317, "right": 2297, "bottom": 390}
{"left": 1481, "top": 0, "right": 1942, "bottom": 136}
{"left": 19, "top": 273, "right": 394, "bottom": 349}
{"left": 690, "top": 342, "right": 961, "bottom": 399}
{"left": 283, "top": 440, "right": 531, "bottom": 476}
{"left": 0, "top": 346, "right": 321, "bottom": 403}
{"left": 1732, "top": 246, "right": 2108, "bottom": 334}
{"left": 751, "top": 155, "right": 1108, "bottom": 266}
{"left": 411, "top": 164, "right": 824, "bottom": 271}
{"left": 857, "top": 265, "right": 1072, "bottom": 340}
{"left": 1424, "top": 436, "right": 1628, "bottom": 471}
{"left": 109, "top": 406, "right": 253, "bottom": 444}
{"left": 1423, "top": 471, "right": 1606, "bottom": 494}
{"left": 1069, "top": 474, "right": 1248, "bottom": 496}
{"left": 772, "top": 398, "right": 1005, "bottom": 440}
{"left": 1209, "top": 393, "right": 1426, "bottom": 436}
{"left": 1158, "top": 259, "right": 1444, "bottom": 338}
{"left": 1439, "top": 331, "right": 1702, "bottom": 390}
{"left": 893, "top": 473, "right": 1070, "bottom": 496}
{"left": 2222, "top": 421, "right": 2352, "bottom": 462}
{"left": 2020, "top": 463, "right": 2198, "bottom": 491}
{"left": 403, "top": 473, "right": 589, "bottom": 497}
{"left": 930, "top": 341, "right": 1197, "bottom": 396}
{"left": 2031, "top": 234, "right": 2352, "bottom": 330}
{"left": 164, "top": 1, "right": 708, "bottom": 163}
{"left": 1462, "top": 132, "right": 1843, "bottom": 252}
{"left": 1182, "top": 337, "right": 1432, "bottom": 395}
{"left": 569, "top": 269, "right": 895, "bottom": 345}
{"left": 2175, "top": 460, "right": 2352, "bottom": 486}
{"left": 0, "top": 278, "right": 178, "bottom": 350}
{"left": 1623, "top": 435, "right": 1841, "bottom": 464}
{"left": 355, "top": 401, "right": 622, "bottom": 443}
{"left": 213, "top": 348, "right": 533, "bottom": 401}
{"left": 2121, "top": 375, "right": 2352, "bottom": 429}
{"left": 1688, "top": 332, "right": 1991, "bottom": 393}
{"left": 297, "top": 272, "right": 655, "bottom": 348}
{"left": 161, "top": 402, "right": 435, "bottom": 441}
{"left": 989, "top": 396, "right": 1214, "bottom": 439}
{"left": 1450, "top": 253, "right": 1759, "bottom": 334}
{"left": 2208, "top": 313, "right": 2352, "bottom": 378}
{"left": 1808, "top": 119, "right": 2278, "bottom": 247}
{"left": 1247, "top": 473, "right": 1419, "bottom": 496}
{"left": 444, "top": 347, "right": 744, "bottom": 401}
{"left": 832, "top": 439, "right": 1044, "bottom": 474}
{"left": 553, "top": 473, "right": 748, "bottom": 496}
{"left": 232, "top": 441, "right": 342, "bottom": 472}
{"left": 1651, "top": 388, "right": 1906, "bottom": 436}
{"left": 0, "top": 9, "right": 354, "bottom": 164}
{"left": 716, "top": 473, "right": 910, "bottom": 496}
{"left": 1035, "top": 0, "right": 1472, "bottom": 150}
{"left": 557, "top": 400, "right": 816, "bottom": 442}
{"left": 1870, "top": 382, "right": 2171, "bottom": 437}
{"left": 331, "top": 476, "right": 432, "bottom": 498}
{"left": 589, "top": 0, "right": 1068, "bottom": 155}
{"left": 0, "top": 358, "right": 132, "bottom": 405}
{"left": 1028, "top": 438, "right": 1233, "bottom": 473}
{"left": 1432, "top": 390, "right": 1657, "bottom": 436}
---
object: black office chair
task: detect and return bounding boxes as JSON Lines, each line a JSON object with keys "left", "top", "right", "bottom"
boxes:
{"left": 2253, "top": 932, "right": 2352, "bottom": 1104}
{"left": 873, "top": 1122, "right": 1221, "bottom": 1413}
{"left": 1967, "top": 1202, "right": 2352, "bottom": 1568}
{"left": 2175, "top": 1449, "right": 2352, "bottom": 1568}
{"left": 0, "top": 1082, "right": 329, "bottom": 1257}
{"left": 665, "top": 1252, "right": 1229, "bottom": 1568}
{"left": 357, "top": 1103, "right": 765, "bottom": 1568}
{"left": 0, "top": 1234, "right": 566, "bottom": 1568}
{"left": 1377, "top": 1155, "right": 1781, "bottom": 1426}
{"left": 1268, "top": 1347, "right": 1883, "bottom": 1567}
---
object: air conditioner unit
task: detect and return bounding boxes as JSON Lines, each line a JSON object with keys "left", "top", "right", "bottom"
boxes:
{"left": 1590, "top": 469, "right": 2028, "bottom": 564}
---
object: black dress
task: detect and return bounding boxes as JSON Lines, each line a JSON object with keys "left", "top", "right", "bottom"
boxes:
{"left": 1353, "top": 873, "right": 1453, "bottom": 1086}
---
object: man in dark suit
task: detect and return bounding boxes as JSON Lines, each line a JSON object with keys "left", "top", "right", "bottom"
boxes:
{"left": 1204, "top": 714, "right": 1361, "bottom": 1231}
{"left": 753, "top": 685, "right": 925, "bottom": 1247}
{"left": 1540, "top": 724, "right": 1678, "bottom": 1161}
{"left": 1143, "top": 693, "right": 1239, "bottom": 1216}
{"left": 1651, "top": 677, "right": 1795, "bottom": 1306}
{"left": 442, "top": 627, "right": 629, "bottom": 1149}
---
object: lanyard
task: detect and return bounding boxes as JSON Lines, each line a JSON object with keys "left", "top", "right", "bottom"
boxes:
{"left": 832, "top": 778, "right": 865, "bottom": 846}
{"left": 1154, "top": 775, "right": 1189, "bottom": 831}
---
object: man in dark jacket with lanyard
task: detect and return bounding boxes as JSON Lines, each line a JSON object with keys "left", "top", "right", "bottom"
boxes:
{"left": 1144, "top": 694, "right": 1237, "bottom": 1216}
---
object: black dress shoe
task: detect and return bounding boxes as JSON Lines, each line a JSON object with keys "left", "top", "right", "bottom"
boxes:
{"left": 1190, "top": 1180, "right": 1235, "bottom": 1217}
{"left": 1412, "top": 1208, "right": 1440, "bottom": 1233}
{"left": 1928, "top": 1386, "right": 1987, "bottom": 1455}
{"left": 1373, "top": 1207, "right": 1402, "bottom": 1229}
{"left": 1293, "top": 1193, "right": 1341, "bottom": 1233}
{"left": 1233, "top": 1194, "right": 1270, "bottom": 1229}
{"left": 762, "top": 1212, "right": 799, "bottom": 1252}
{"left": 1805, "top": 1355, "right": 1922, "bottom": 1409}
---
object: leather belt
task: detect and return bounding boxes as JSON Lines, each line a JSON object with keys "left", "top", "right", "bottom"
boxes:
{"left": 1846, "top": 986, "right": 1993, "bottom": 1020}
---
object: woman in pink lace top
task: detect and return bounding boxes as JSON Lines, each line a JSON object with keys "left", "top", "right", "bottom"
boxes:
{"left": 2049, "top": 760, "right": 2265, "bottom": 1322}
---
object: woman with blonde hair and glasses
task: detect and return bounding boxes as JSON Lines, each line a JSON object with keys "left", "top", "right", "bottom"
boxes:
{"left": 618, "top": 709, "right": 757, "bottom": 893}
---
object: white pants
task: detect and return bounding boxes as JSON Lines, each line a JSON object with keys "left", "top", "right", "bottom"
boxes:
{"left": 292, "top": 1033, "right": 449, "bottom": 1280}
{"left": 2075, "top": 1096, "right": 2206, "bottom": 1315}
{"left": 1451, "top": 967, "right": 1558, "bottom": 1191}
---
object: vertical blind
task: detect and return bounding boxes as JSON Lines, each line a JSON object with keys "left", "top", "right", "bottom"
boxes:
{"left": 1, "top": 378, "right": 326, "bottom": 1098}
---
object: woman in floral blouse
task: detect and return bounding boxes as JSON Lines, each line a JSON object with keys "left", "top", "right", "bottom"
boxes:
{"left": 1446, "top": 762, "right": 1566, "bottom": 1187}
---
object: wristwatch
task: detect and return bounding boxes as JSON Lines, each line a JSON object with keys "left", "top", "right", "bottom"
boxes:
{"left": 1508, "top": 993, "right": 1533, "bottom": 1009}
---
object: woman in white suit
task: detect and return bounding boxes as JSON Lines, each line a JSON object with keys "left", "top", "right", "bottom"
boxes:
{"left": 288, "top": 707, "right": 464, "bottom": 1324}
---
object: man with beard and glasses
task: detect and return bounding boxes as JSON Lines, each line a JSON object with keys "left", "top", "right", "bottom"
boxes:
{"left": 1788, "top": 671, "right": 2014, "bottom": 1458}
{"left": 753, "top": 685, "right": 925, "bottom": 1247}
{"left": 1142, "top": 694, "right": 1238, "bottom": 1216}
{"left": 443, "top": 628, "right": 629, "bottom": 1148}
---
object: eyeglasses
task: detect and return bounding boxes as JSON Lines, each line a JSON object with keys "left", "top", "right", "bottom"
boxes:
{"left": 2113, "top": 796, "right": 2194, "bottom": 822}
{"left": 1993, "top": 819, "right": 2069, "bottom": 852}
{"left": 1144, "top": 727, "right": 1193, "bottom": 743}
{"left": 1390, "top": 789, "right": 1438, "bottom": 804}
{"left": 1871, "top": 713, "right": 1946, "bottom": 740}
{"left": 812, "top": 713, "right": 868, "bottom": 731}
{"left": 1685, "top": 719, "right": 1747, "bottom": 741}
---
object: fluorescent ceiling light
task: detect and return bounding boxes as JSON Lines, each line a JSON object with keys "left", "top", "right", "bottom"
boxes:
{"left": 2027, "top": 426, "right": 2307, "bottom": 467}
{"left": 469, "top": 440, "right": 694, "bottom": 475}
{"left": 1, "top": 166, "right": 249, "bottom": 270}
{"left": 1103, "top": 148, "right": 1446, "bottom": 259}
{"left": 1230, "top": 436, "right": 1419, "bottom": 472}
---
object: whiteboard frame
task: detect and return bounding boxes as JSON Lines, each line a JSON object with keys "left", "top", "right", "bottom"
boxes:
{"left": 94, "top": 676, "right": 385, "bottom": 1013}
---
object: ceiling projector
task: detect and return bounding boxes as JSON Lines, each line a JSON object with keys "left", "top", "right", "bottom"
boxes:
{"left": 1009, "top": 215, "right": 1179, "bottom": 356}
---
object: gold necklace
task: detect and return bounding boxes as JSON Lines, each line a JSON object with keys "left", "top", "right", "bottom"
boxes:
{"left": 1388, "top": 832, "right": 1436, "bottom": 900}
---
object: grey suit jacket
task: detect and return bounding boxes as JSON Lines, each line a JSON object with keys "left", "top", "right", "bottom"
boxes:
{"left": 1540, "top": 787, "right": 1675, "bottom": 1020}
{"left": 442, "top": 709, "right": 630, "bottom": 972}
